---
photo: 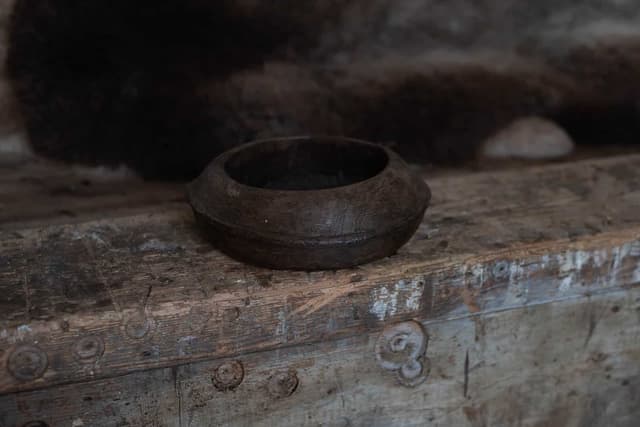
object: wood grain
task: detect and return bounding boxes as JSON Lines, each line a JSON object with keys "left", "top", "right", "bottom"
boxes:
{"left": 2, "top": 288, "right": 637, "bottom": 426}
{"left": 1, "top": 155, "right": 640, "bottom": 395}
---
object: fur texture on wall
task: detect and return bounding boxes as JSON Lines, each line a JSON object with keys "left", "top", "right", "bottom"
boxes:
{"left": 5, "top": 0, "right": 640, "bottom": 179}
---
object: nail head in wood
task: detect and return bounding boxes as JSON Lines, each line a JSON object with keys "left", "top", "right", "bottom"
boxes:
{"left": 267, "top": 369, "right": 299, "bottom": 399}
{"left": 72, "top": 335, "right": 105, "bottom": 363}
{"left": 212, "top": 360, "right": 244, "bottom": 391}
{"left": 124, "top": 312, "right": 154, "bottom": 340}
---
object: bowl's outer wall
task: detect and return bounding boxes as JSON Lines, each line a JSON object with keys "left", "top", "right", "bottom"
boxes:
{"left": 192, "top": 207, "right": 425, "bottom": 270}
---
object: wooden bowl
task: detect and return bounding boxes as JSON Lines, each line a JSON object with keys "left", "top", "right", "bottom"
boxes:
{"left": 187, "top": 136, "right": 431, "bottom": 270}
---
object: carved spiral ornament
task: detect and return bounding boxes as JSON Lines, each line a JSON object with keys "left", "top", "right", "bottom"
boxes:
{"left": 375, "top": 321, "right": 430, "bottom": 387}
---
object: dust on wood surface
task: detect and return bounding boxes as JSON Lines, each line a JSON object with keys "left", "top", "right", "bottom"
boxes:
{"left": 0, "top": 154, "right": 640, "bottom": 394}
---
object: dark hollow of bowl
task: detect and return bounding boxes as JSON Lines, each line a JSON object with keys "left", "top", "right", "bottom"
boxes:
{"left": 187, "top": 136, "right": 431, "bottom": 270}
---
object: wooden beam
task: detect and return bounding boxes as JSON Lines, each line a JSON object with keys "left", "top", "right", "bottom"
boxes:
{"left": 1, "top": 155, "right": 640, "bottom": 394}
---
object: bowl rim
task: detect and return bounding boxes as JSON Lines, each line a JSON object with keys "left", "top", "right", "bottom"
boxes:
{"left": 213, "top": 135, "right": 395, "bottom": 194}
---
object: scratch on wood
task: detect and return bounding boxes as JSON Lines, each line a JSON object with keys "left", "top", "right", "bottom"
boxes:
{"left": 96, "top": 263, "right": 122, "bottom": 315}
{"left": 143, "top": 285, "right": 153, "bottom": 309}
{"left": 464, "top": 349, "right": 470, "bottom": 398}
{"left": 585, "top": 312, "right": 597, "bottom": 348}
{"left": 173, "top": 366, "right": 183, "bottom": 427}
{"left": 82, "top": 239, "right": 122, "bottom": 315}
{"left": 22, "top": 272, "right": 31, "bottom": 321}
{"left": 290, "top": 285, "right": 356, "bottom": 317}
{"left": 332, "top": 365, "right": 346, "bottom": 409}
{"left": 583, "top": 302, "right": 606, "bottom": 348}
{"left": 275, "top": 308, "right": 288, "bottom": 337}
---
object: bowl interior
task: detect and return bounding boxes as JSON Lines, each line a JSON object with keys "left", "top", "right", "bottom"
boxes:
{"left": 224, "top": 138, "right": 389, "bottom": 190}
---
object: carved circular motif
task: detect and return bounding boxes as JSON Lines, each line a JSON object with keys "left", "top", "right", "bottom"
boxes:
{"left": 375, "top": 321, "right": 430, "bottom": 387}
{"left": 7, "top": 345, "right": 48, "bottom": 382}
{"left": 267, "top": 369, "right": 299, "bottom": 398}
{"left": 124, "top": 312, "right": 154, "bottom": 340}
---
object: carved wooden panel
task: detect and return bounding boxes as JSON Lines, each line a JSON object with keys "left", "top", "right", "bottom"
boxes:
{"left": 1, "top": 288, "right": 637, "bottom": 426}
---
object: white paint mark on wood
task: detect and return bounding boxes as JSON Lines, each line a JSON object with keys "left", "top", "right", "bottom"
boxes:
{"left": 275, "top": 310, "right": 287, "bottom": 336}
{"left": 471, "top": 264, "right": 484, "bottom": 287}
{"left": 370, "top": 286, "right": 392, "bottom": 321}
{"left": 592, "top": 249, "right": 608, "bottom": 268}
{"left": 506, "top": 260, "right": 527, "bottom": 304}
{"left": 611, "top": 243, "right": 632, "bottom": 272}
{"left": 448, "top": 239, "right": 640, "bottom": 316}
{"left": 406, "top": 280, "right": 424, "bottom": 311}
{"left": 558, "top": 248, "right": 613, "bottom": 294}
{"left": 630, "top": 242, "right": 640, "bottom": 284}
{"left": 559, "top": 249, "right": 590, "bottom": 277}
{"left": 370, "top": 277, "right": 424, "bottom": 321}
{"left": 630, "top": 242, "right": 640, "bottom": 257}
{"left": 633, "top": 261, "right": 640, "bottom": 284}
{"left": 505, "top": 260, "right": 527, "bottom": 305}
{"left": 559, "top": 276, "right": 573, "bottom": 293}
{"left": 16, "top": 324, "right": 32, "bottom": 334}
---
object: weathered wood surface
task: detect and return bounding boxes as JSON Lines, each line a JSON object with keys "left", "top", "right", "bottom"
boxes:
{"left": 0, "top": 158, "right": 184, "bottom": 228}
{"left": 1, "top": 155, "right": 640, "bottom": 395}
{"left": 1, "top": 288, "right": 638, "bottom": 427}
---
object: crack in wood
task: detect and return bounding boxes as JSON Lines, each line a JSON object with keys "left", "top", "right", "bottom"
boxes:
{"left": 142, "top": 284, "right": 153, "bottom": 310}
{"left": 173, "top": 366, "right": 183, "bottom": 427}
{"left": 464, "top": 349, "right": 470, "bottom": 398}
{"left": 81, "top": 239, "right": 122, "bottom": 316}
{"left": 22, "top": 272, "right": 31, "bottom": 322}
{"left": 583, "top": 301, "right": 608, "bottom": 348}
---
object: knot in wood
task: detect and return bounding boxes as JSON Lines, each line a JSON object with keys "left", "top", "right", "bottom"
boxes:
{"left": 212, "top": 360, "right": 244, "bottom": 391}
{"left": 375, "top": 321, "right": 430, "bottom": 387}
{"left": 8, "top": 345, "right": 48, "bottom": 382}
{"left": 267, "top": 369, "right": 299, "bottom": 399}
{"left": 73, "top": 335, "right": 105, "bottom": 362}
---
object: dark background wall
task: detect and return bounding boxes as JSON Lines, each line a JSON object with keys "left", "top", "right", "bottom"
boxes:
{"left": 2, "top": 0, "right": 640, "bottom": 178}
